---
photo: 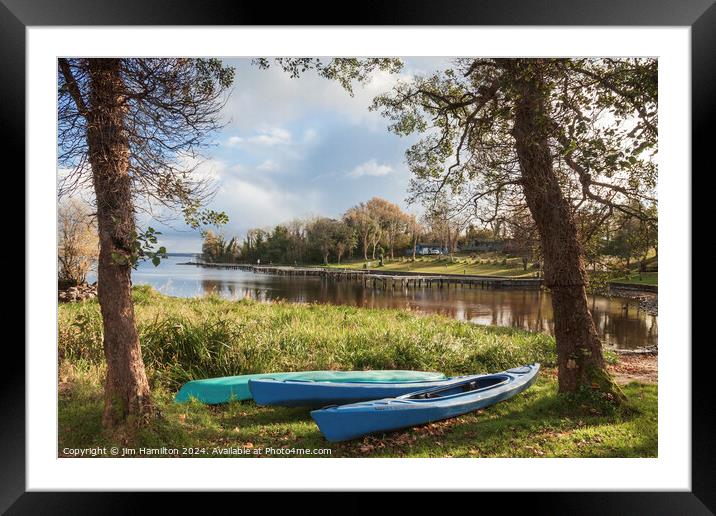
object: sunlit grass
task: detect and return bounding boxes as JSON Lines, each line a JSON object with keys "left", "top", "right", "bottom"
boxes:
{"left": 326, "top": 255, "right": 659, "bottom": 287}
{"left": 58, "top": 360, "right": 657, "bottom": 458}
{"left": 611, "top": 272, "right": 658, "bottom": 286}
{"left": 327, "top": 255, "right": 537, "bottom": 278}
{"left": 59, "top": 286, "right": 556, "bottom": 390}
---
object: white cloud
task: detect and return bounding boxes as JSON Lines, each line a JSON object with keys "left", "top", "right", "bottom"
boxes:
{"left": 347, "top": 159, "right": 393, "bottom": 178}
{"left": 247, "top": 127, "right": 292, "bottom": 146}
{"left": 176, "top": 154, "right": 226, "bottom": 183}
{"left": 226, "top": 136, "right": 243, "bottom": 146}
{"left": 217, "top": 177, "right": 321, "bottom": 232}
{"left": 221, "top": 59, "right": 444, "bottom": 132}
{"left": 257, "top": 159, "right": 280, "bottom": 171}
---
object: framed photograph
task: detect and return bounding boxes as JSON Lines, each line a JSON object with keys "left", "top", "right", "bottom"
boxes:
{"left": 7, "top": 0, "right": 712, "bottom": 511}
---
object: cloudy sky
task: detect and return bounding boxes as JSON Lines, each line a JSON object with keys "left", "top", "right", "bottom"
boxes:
{"left": 142, "top": 57, "right": 452, "bottom": 253}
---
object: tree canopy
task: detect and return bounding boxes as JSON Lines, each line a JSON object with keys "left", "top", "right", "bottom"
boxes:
{"left": 372, "top": 58, "right": 657, "bottom": 234}
{"left": 58, "top": 58, "right": 235, "bottom": 225}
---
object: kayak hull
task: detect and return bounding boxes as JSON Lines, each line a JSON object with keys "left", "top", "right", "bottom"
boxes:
{"left": 175, "top": 370, "right": 446, "bottom": 404}
{"left": 311, "top": 364, "right": 540, "bottom": 442}
{"left": 249, "top": 376, "right": 476, "bottom": 407}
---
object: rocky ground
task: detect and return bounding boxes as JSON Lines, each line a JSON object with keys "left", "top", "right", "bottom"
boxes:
{"left": 610, "top": 288, "right": 658, "bottom": 316}
{"left": 58, "top": 282, "right": 97, "bottom": 303}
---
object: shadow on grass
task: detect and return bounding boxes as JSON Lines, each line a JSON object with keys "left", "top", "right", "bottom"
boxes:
{"left": 59, "top": 375, "right": 656, "bottom": 458}
{"left": 329, "top": 381, "right": 657, "bottom": 458}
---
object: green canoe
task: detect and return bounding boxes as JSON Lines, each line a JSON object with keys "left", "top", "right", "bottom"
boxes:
{"left": 175, "top": 370, "right": 447, "bottom": 404}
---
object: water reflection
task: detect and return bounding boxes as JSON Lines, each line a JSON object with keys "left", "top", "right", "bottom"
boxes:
{"left": 118, "top": 255, "right": 657, "bottom": 349}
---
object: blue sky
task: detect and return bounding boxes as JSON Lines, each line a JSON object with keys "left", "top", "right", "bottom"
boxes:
{"left": 146, "top": 57, "right": 452, "bottom": 253}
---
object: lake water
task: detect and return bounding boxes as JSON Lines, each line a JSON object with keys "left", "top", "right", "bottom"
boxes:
{"left": 91, "top": 254, "right": 657, "bottom": 349}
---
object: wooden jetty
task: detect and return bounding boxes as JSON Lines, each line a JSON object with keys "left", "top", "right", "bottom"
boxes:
{"left": 182, "top": 262, "right": 544, "bottom": 290}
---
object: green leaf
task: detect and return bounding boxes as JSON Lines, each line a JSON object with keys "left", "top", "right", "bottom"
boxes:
{"left": 111, "top": 251, "right": 127, "bottom": 265}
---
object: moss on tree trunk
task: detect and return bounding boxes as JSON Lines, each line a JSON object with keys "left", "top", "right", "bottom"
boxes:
{"left": 87, "top": 58, "right": 153, "bottom": 427}
{"left": 511, "top": 60, "right": 623, "bottom": 401}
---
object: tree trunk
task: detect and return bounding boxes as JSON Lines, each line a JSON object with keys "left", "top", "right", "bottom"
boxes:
{"left": 511, "top": 60, "right": 618, "bottom": 397}
{"left": 363, "top": 234, "right": 369, "bottom": 260}
{"left": 87, "top": 59, "right": 153, "bottom": 427}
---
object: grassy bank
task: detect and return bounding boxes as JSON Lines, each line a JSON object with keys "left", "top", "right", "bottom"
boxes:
{"left": 60, "top": 286, "right": 555, "bottom": 389}
{"left": 326, "top": 255, "right": 658, "bottom": 287}
{"left": 610, "top": 272, "right": 658, "bottom": 286}
{"left": 328, "top": 254, "right": 538, "bottom": 278}
{"left": 58, "top": 286, "right": 656, "bottom": 458}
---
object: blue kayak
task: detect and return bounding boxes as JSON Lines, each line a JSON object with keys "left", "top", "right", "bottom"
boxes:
{"left": 310, "top": 364, "right": 540, "bottom": 442}
{"left": 249, "top": 375, "right": 476, "bottom": 407}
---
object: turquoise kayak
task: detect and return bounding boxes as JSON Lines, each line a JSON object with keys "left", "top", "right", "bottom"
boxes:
{"left": 175, "top": 370, "right": 446, "bottom": 404}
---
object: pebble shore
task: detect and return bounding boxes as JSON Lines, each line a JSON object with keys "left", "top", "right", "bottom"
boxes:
{"left": 58, "top": 282, "right": 97, "bottom": 303}
{"left": 609, "top": 287, "right": 658, "bottom": 316}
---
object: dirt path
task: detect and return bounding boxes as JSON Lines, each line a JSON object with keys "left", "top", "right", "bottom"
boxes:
{"left": 608, "top": 354, "right": 658, "bottom": 384}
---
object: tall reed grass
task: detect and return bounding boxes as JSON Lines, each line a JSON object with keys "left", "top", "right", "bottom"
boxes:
{"left": 58, "top": 285, "right": 556, "bottom": 390}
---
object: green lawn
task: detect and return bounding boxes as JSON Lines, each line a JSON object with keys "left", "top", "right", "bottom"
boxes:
{"left": 327, "top": 255, "right": 538, "bottom": 278}
{"left": 58, "top": 286, "right": 656, "bottom": 458}
{"left": 610, "top": 272, "right": 658, "bottom": 286}
{"left": 59, "top": 363, "right": 656, "bottom": 458}
{"left": 325, "top": 255, "right": 658, "bottom": 287}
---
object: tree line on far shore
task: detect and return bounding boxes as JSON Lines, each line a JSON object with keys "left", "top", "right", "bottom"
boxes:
{"left": 199, "top": 194, "right": 657, "bottom": 273}
{"left": 201, "top": 196, "right": 475, "bottom": 266}
{"left": 202, "top": 197, "right": 414, "bottom": 266}
{"left": 57, "top": 192, "right": 657, "bottom": 288}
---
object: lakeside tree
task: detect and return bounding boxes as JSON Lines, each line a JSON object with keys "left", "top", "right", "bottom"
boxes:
{"left": 239, "top": 217, "right": 357, "bottom": 265}
{"left": 504, "top": 210, "right": 540, "bottom": 272}
{"left": 241, "top": 228, "right": 268, "bottom": 263}
{"left": 307, "top": 217, "right": 340, "bottom": 265}
{"left": 365, "top": 197, "right": 409, "bottom": 260}
{"left": 465, "top": 225, "right": 496, "bottom": 242}
{"left": 344, "top": 202, "right": 380, "bottom": 261}
{"left": 601, "top": 202, "right": 658, "bottom": 273}
{"left": 333, "top": 222, "right": 358, "bottom": 264}
{"left": 406, "top": 214, "right": 423, "bottom": 260}
{"left": 57, "top": 198, "right": 99, "bottom": 287}
{"left": 264, "top": 225, "right": 292, "bottom": 264}
{"left": 421, "top": 194, "right": 471, "bottom": 259}
{"left": 372, "top": 58, "right": 657, "bottom": 398}
{"left": 201, "top": 230, "right": 240, "bottom": 263}
{"left": 58, "top": 58, "right": 234, "bottom": 427}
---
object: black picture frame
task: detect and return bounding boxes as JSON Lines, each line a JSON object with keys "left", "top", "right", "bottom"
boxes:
{"left": 5, "top": 0, "right": 711, "bottom": 512}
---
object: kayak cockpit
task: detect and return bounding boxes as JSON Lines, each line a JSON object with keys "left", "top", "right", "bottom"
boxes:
{"left": 405, "top": 375, "right": 510, "bottom": 400}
